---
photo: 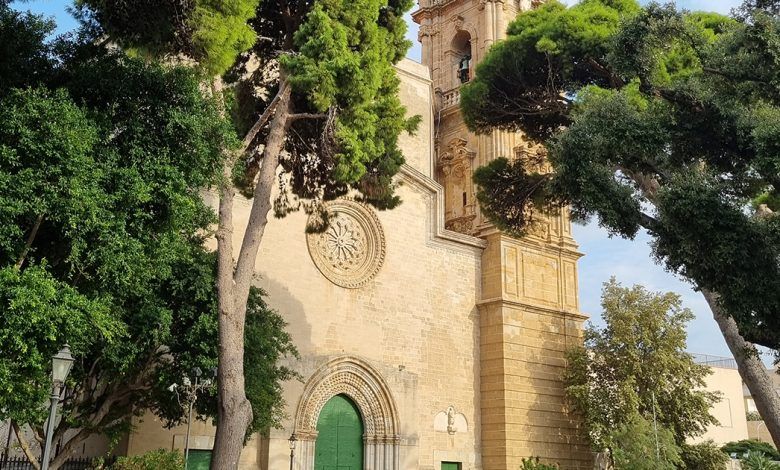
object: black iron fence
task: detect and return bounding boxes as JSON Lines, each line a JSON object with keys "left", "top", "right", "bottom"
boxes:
{"left": 0, "top": 456, "right": 116, "bottom": 470}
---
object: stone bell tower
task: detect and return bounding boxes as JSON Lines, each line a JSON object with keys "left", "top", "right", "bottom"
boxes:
{"left": 412, "top": 1, "right": 592, "bottom": 469}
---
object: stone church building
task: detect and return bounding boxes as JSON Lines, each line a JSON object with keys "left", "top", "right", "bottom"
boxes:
{"left": 124, "top": 0, "right": 593, "bottom": 468}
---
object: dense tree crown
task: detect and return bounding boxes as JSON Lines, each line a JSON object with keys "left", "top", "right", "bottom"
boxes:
{"left": 81, "top": 0, "right": 418, "bottom": 216}
{"left": 463, "top": 0, "right": 780, "bottom": 351}
{"left": 0, "top": 5, "right": 297, "bottom": 468}
{"left": 55, "top": 0, "right": 418, "bottom": 466}
{"left": 565, "top": 280, "right": 718, "bottom": 454}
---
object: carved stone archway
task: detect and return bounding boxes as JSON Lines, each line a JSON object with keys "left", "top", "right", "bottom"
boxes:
{"left": 292, "top": 356, "right": 400, "bottom": 470}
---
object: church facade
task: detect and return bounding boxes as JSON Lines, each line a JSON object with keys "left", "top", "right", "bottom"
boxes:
{"left": 125, "top": 1, "right": 592, "bottom": 468}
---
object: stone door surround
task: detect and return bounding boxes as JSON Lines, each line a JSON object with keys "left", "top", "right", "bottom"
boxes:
{"left": 291, "top": 356, "right": 401, "bottom": 470}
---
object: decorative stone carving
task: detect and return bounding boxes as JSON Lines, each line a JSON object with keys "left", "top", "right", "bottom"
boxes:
{"left": 433, "top": 405, "right": 469, "bottom": 434}
{"left": 451, "top": 14, "right": 465, "bottom": 31}
{"left": 292, "top": 356, "right": 401, "bottom": 470}
{"left": 445, "top": 215, "right": 476, "bottom": 233}
{"left": 438, "top": 138, "right": 477, "bottom": 235}
{"left": 418, "top": 23, "right": 441, "bottom": 40}
{"left": 307, "top": 199, "right": 386, "bottom": 289}
{"left": 513, "top": 144, "right": 550, "bottom": 174}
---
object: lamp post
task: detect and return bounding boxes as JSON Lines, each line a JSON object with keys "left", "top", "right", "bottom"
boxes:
{"left": 288, "top": 434, "right": 297, "bottom": 470}
{"left": 41, "top": 344, "right": 74, "bottom": 470}
{"left": 169, "top": 367, "right": 215, "bottom": 470}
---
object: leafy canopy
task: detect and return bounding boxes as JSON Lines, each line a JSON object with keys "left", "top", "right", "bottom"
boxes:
{"left": 564, "top": 280, "right": 719, "bottom": 451}
{"left": 610, "top": 413, "right": 681, "bottom": 470}
{"left": 462, "top": 0, "right": 780, "bottom": 350}
{"left": 0, "top": 6, "right": 297, "bottom": 455}
{"left": 82, "top": 0, "right": 419, "bottom": 214}
{"left": 680, "top": 441, "right": 731, "bottom": 470}
{"left": 75, "top": 0, "right": 259, "bottom": 75}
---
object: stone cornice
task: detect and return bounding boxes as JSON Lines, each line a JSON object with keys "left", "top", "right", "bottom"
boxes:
{"left": 476, "top": 297, "right": 590, "bottom": 321}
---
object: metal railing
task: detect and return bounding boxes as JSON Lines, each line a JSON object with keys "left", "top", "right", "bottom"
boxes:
{"left": 691, "top": 353, "right": 739, "bottom": 370}
{"left": 0, "top": 456, "right": 115, "bottom": 470}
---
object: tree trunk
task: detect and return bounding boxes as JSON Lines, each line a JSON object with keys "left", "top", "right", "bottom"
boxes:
{"left": 48, "top": 428, "right": 90, "bottom": 470}
{"left": 703, "top": 289, "right": 780, "bottom": 448}
{"left": 11, "top": 422, "right": 40, "bottom": 470}
{"left": 210, "top": 81, "right": 293, "bottom": 470}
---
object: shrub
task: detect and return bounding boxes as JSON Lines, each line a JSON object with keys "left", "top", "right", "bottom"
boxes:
{"left": 611, "top": 414, "right": 682, "bottom": 470}
{"left": 110, "top": 449, "right": 184, "bottom": 470}
{"left": 747, "top": 411, "right": 764, "bottom": 421}
{"left": 722, "top": 440, "right": 780, "bottom": 460}
{"left": 520, "top": 457, "right": 559, "bottom": 470}
{"left": 741, "top": 453, "right": 780, "bottom": 470}
{"left": 679, "top": 441, "right": 729, "bottom": 470}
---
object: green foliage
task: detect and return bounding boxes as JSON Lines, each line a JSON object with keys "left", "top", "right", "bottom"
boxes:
{"left": 519, "top": 457, "right": 559, "bottom": 469}
{"left": 679, "top": 441, "right": 730, "bottom": 470}
{"left": 463, "top": 0, "right": 780, "bottom": 351}
{"left": 611, "top": 413, "right": 682, "bottom": 470}
{"left": 742, "top": 453, "right": 780, "bottom": 470}
{"left": 76, "top": 0, "right": 258, "bottom": 75}
{"left": 0, "top": 265, "right": 121, "bottom": 425}
{"left": 0, "top": 6, "right": 55, "bottom": 94}
{"left": 749, "top": 411, "right": 765, "bottom": 421}
{"left": 110, "top": 449, "right": 184, "bottom": 470}
{"left": 244, "top": 0, "right": 418, "bottom": 212}
{"left": 0, "top": 14, "right": 296, "bottom": 451}
{"left": 461, "top": 0, "right": 641, "bottom": 140}
{"left": 723, "top": 440, "right": 780, "bottom": 460}
{"left": 564, "top": 280, "right": 719, "bottom": 451}
{"left": 280, "top": 0, "right": 414, "bottom": 196}
{"left": 189, "top": 0, "right": 258, "bottom": 76}
{"left": 81, "top": 0, "right": 418, "bottom": 213}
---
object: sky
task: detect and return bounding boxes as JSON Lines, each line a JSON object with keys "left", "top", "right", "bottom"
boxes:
{"left": 11, "top": 0, "right": 771, "bottom": 363}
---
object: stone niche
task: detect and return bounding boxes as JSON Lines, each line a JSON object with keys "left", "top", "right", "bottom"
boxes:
{"left": 437, "top": 137, "right": 477, "bottom": 235}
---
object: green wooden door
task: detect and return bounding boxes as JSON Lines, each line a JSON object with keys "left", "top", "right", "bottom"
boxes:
{"left": 314, "top": 394, "right": 364, "bottom": 470}
{"left": 441, "top": 462, "right": 461, "bottom": 470}
{"left": 187, "top": 450, "right": 212, "bottom": 470}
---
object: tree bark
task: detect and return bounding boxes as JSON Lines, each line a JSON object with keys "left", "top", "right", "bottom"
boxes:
{"left": 210, "top": 79, "right": 293, "bottom": 470}
{"left": 48, "top": 428, "right": 89, "bottom": 470}
{"left": 703, "top": 289, "right": 780, "bottom": 448}
{"left": 11, "top": 422, "right": 41, "bottom": 470}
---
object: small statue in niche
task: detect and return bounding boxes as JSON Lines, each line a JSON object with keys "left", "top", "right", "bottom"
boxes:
{"left": 458, "top": 54, "right": 471, "bottom": 83}
{"left": 446, "top": 406, "right": 456, "bottom": 434}
{"left": 434, "top": 405, "right": 469, "bottom": 434}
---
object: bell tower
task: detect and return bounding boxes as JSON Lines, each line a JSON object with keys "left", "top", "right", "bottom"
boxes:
{"left": 412, "top": 1, "right": 592, "bottom": 469}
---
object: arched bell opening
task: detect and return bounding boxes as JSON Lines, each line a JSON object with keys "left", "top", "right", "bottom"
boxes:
{"left": 451, "top": 30, "right": 472, "bottom": 84}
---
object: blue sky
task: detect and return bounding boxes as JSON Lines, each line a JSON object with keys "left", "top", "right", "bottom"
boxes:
{"left": 13, "top": 0, "right": 770, "bottom": 362}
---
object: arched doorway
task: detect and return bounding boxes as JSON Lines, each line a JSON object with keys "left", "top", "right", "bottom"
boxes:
{"left": 314, "top": 395, "right": 363, "bottom": 469}
{"left": 292, "top": 356, "right": 400, "bottom": 470}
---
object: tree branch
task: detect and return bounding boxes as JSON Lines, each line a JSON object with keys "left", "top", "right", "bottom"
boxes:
{"left": 12, "top": 422, "right": 41, "bottom": 470}
{"left": 240, "top": 80, "right": 288, "bottom": 154}
{"left": 287, "top": 112, "right": 327, "bottom": 122}
{"left": 49, "top": 428, "right": 91, "bottom": 470}
{"left": 15, "top": 213, "right": 44, "bottom": 269}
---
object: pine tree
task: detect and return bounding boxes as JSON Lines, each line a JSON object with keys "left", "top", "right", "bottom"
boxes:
{"left": 79, "top": 0, "right": 418, "bottom": 465}
{"left": 462, "top": 0, "right": 780, "bottom": 448}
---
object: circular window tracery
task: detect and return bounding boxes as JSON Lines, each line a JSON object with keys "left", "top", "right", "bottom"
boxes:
{"left": 306, "top": 199, "right": 386, "bottom": 289}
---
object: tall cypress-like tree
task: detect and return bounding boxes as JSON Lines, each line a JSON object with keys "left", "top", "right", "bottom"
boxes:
{"left": 79, "top": 0, "right": 418, "bottom": 466}
{"left": 461, "top": 0, "right": 780, "bottom": 447}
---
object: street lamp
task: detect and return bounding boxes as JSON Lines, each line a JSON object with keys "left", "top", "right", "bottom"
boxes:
{"left": 288, "top": 434, "right": 297, "bottom": 470}
{"left": 169, "top": 367, "right": 215, "bottom": 470}
{"left": 41, "top": 344, "right": 74, "bottom": 470}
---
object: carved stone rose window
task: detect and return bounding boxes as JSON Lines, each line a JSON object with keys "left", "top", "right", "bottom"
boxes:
{"left": 306, "top": 199, "right": 386, "bottom": 289}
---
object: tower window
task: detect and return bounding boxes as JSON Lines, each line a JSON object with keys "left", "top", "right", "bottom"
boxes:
{"left": 462, "top": 192, "right": 468, "bottom": 207}
{"left": 452, "top": 31, "right": 472, "bottom": 84}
